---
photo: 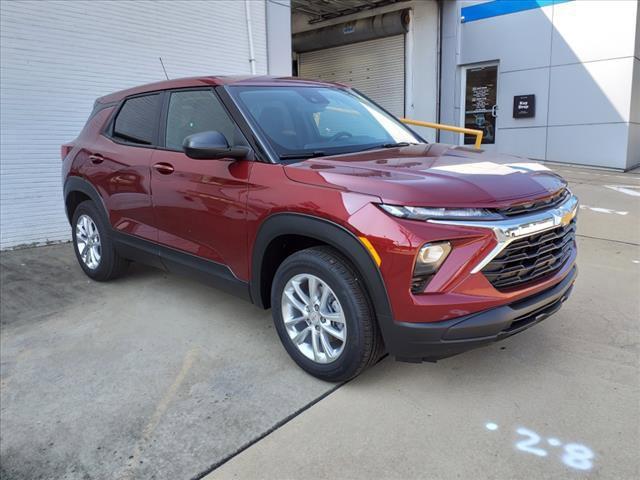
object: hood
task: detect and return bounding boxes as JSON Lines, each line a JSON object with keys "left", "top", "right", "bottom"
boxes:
{"left": 283, "top": 144, "right": 567, "bottom": 208}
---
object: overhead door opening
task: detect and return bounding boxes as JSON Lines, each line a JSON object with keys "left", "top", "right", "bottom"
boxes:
{"left": 298, "top": 35, "right": 405, "bottom": 118}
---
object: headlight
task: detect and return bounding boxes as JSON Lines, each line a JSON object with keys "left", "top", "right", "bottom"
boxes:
{"left": 379, "top": 204, "right": 502, "bottom": 221}
{"left": 412, "top": 241, "right": 451, "bottom": 293}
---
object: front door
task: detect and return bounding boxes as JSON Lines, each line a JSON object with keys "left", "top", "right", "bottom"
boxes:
{"left": 462, "top": 64, "right": 498, "bottom": 149}
{"left": 150, "top": 88, "right": 252, "bottom": 280}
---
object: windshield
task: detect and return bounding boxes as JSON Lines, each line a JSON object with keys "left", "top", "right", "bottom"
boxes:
{"left": 228, "top": 86, "right": 424, "bottom": 160}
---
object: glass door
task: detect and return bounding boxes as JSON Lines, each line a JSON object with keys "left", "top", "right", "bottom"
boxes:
{"left": 462, "top": 64, "right": 498, "bottom": 147}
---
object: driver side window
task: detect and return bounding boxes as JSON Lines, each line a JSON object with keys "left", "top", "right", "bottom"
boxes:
{"left": 165, "top": 90, "right": 238, "bottom": 151}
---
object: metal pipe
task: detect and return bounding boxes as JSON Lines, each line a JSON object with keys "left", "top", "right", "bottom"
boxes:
{"left": 293, "top": 9, "right": 410, "bottom": 53}
{"left": 401, "top": 118, "right": 484, "bottom": 149}
{"left": 436, "top": 0, "right": 443, "bottom": 142}
{"left": 245, "top": 0, "right": 257, "bottom": 74}
{"left": 404, "top": 9, "right": 414, "bottom": 119}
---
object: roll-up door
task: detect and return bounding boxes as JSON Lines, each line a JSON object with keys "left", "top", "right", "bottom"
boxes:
{"left": 299, "top": 35, "right": 405, "bottom": 117}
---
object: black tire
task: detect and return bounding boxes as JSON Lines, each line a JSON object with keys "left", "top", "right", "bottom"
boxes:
{"left": 71, "top": 200, "right": 128, "bottom": 281}
{"left": 271, "top": 246, "right": 383, "bottom": 382}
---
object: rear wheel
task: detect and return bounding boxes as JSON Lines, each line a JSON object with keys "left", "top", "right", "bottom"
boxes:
{"left": 271, "top": 246, "right": 383, "bottom": 382}
{"left": 71, "top": 200, "right": 127, "bottom": 281}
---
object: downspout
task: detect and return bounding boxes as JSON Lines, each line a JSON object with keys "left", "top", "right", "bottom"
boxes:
{"left": 436, "top": 0, "right": 443, "bottom": 142}
{"left": 405, "top": 9, "right": 413, "bottom": 119}
{"left": 245, "top": 0, "right": 257, "bottom": 74}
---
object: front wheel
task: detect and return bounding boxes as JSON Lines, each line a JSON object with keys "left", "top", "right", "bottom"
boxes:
{"left": 271, "top": 246, "right": 383, "bottom": 382}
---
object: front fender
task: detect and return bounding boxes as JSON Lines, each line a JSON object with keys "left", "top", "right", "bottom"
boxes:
{"left": 251, "top": 212, "right": 394, "bottom": 335}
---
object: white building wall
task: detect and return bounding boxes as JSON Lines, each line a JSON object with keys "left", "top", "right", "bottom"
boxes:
{"left": 0, "top": 0, "right": 278, "bottom": 249}
{"left": 628, "top": 12, "right": 640, "bottom": 168}
{"left": 266, "top": 0, "right": 293, "bottom": 76}
{"left": 406, "top": 0, "right": 439, "bottom": 142}
{"left": 441, "top": 0, "right": 639, "bottom": 170}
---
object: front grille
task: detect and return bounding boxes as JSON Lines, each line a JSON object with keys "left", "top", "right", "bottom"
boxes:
{"left": 482, "top": 219, "right": 576, "bottom": 290}
{"left": 498, "top": 189, "right": 570, "bottom": 217}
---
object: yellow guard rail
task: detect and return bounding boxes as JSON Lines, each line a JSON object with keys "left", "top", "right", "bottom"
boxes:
{"left": 400, "top": 118, "right": 484, "bottom": 149}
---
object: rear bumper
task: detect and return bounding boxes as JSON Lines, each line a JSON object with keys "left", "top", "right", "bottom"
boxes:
{"left": 385, "top": 265, "right": 577, "bottom": 362}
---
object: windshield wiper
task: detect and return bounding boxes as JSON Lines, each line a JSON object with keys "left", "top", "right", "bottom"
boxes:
{"left": 279, "top": 151, "right": 326, "bottom": 160}
{"left": 356, "top": 142, "right": 418, "bottom": 152}
{"left": 279, "top": 142, "right": 419, "bottom": 160}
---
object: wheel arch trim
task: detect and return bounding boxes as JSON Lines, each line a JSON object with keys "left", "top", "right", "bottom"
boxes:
{"left": 251, "top": 213, "right": 394, "bottom": 329}
{"left": 63, "top": 176, "right": 108, "bottom": 224}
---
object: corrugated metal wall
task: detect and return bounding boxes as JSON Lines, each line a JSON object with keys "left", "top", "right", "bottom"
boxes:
{"left": 0, "top": 0, "right": 268, "bottom": 249}
{"left": 299, "top": 35, "right": 405, "bottom": 117}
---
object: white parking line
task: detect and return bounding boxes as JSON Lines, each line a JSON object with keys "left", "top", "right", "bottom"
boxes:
{"left": 604, "top": 185, "right": 640, "bottom": 197}
{"left": 554, "top": 170, "right": 640, "bottom": 182}
{"left": 579, "top": 205, "right": 629, "bottom": 215}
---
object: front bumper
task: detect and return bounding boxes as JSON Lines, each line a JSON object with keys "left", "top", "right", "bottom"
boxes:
{"left": 385, "top": 265, "right": 577, "bottom": 362}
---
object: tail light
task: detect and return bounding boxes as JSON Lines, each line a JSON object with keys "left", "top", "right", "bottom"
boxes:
{"left": 61, "top": 143, "right": 74, "bottom": 161}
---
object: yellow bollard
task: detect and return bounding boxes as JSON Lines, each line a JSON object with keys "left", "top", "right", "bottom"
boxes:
{"left": 401, "top": 118, "right": 484, "bottom": 150}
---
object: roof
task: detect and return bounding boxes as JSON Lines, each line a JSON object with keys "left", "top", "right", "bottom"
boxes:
{"left": 97, "top": 75, "right": 343, "bottom": 104}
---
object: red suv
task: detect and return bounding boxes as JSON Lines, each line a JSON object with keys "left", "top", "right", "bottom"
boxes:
{"left": 62, "top": 76, "right": 578, "bottom": 381}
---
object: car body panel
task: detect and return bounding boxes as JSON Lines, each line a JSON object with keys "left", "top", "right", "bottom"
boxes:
{"left": 347, "top": 202, "right": 577, "bottom": 323}
{"left": 284, "top": 143, "right": 567, "bottom": 207}
{"left": 149, "top": 149, "right": 253, "bottom": 278}
{"left": 68, "top": 107, "right": 157, "bottom": 242}
{"left": 245, "top": 163, "right": 378, "bottom": 276}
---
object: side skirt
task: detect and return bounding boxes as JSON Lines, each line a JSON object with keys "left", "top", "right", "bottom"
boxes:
{"left": 112, "top": 231, "right": 252, "bottom": 302}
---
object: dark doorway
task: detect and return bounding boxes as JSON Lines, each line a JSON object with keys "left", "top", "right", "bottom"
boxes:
{"left": 464, "top": 64, "right": 498, "bottom": 145}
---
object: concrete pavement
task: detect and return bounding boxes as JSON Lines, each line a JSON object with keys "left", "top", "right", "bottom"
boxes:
{"left": 0, "top": 248, "right": 334, "bottom": 479}
{"left": 209, "top": 236, "right": 639, "bottom": 480}
{"left": 1, "top": 164, "right": 639, "bottom": 480}
{"left": 209, "top": 165, "right": 640, "bottom": 480}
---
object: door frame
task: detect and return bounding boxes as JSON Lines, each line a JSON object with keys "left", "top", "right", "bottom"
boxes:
{"left": 459, "top": 61, "right": 500, "bottom": 148}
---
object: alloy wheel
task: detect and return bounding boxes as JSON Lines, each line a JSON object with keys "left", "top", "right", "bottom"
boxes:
{"left": 75, "top": 214, "right": 102, "bottom": 270}
{"left": 281, "top": 273, "right": 347, "bottom": 364}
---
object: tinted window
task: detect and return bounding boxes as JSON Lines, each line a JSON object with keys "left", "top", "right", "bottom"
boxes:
{"left": 165, "top": 90, "right": 240, "bottom": 150}
{"left": 113, "top": 94, "right": 161, "bottom": 145}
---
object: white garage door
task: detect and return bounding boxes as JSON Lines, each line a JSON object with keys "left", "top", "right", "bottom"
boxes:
{"left": 0, "top": 0, "right": 268, "bottom": 249}
{"left": 298, "top": 35, "right": 405, "bottom": 117}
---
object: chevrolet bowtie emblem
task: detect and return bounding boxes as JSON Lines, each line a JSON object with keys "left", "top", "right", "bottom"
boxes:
{"left": 561, "top": 210, "right": 574, "bottom": 226}
{"left": 555, "top": 205, "right": 577, "bottom": 227}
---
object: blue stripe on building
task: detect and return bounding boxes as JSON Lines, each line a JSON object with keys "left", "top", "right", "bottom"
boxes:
{"left": 461, "top": 0, "right": 573, "bottom": 23}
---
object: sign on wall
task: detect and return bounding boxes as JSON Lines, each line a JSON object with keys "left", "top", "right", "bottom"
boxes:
{"left": 513, "top": 94, "right": 535, "bottom": 118}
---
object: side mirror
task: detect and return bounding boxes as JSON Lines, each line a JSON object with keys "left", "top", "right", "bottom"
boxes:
{"left": 183, "top": 131, "right": 250, "bottom": 160}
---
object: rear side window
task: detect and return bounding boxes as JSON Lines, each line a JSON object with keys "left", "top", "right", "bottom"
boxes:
{"left": 112, "top": 94, "right": 161, "bottom": 145}
{"left": 165, "top": 90, "right": 241, "bottom": 150}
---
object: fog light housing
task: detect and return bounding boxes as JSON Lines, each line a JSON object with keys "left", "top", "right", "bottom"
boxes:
{"left": 411, "top": 242, "right": 451, "bottom": 293}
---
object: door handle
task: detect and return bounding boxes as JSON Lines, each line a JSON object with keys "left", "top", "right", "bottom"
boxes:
{"left": 491, "top": 105, "right": 498, "bottom": 117}
{"left": 153, "top": 162, "right": 174, "bottom": 175}
{"left": 89, "top": 153, "right": 104, "bottom": 164}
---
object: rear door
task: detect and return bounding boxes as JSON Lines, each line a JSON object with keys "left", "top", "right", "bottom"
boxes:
{"left": 150, "top": 88, "right": 252, "bottom": 280}
{"left": 80, "top": 93, "right": 161, "bottom": 241}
